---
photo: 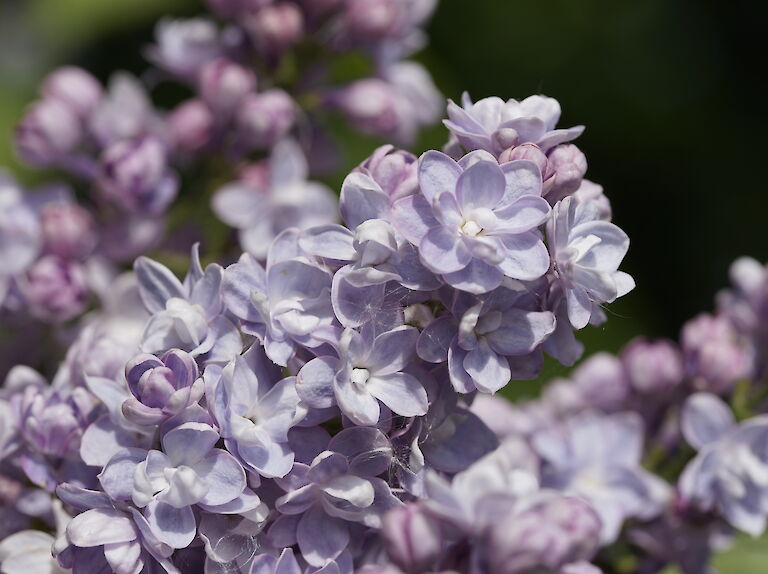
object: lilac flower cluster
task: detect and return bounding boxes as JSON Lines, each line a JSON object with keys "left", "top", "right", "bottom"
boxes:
{"left": 5, "top": 0, "right": 442, "bottom": 336}
{"left": 0, "top": 86, "right": 640, "bottom": 573}
{"left": 472, "top": 256, "right": 768, "bottom": 573}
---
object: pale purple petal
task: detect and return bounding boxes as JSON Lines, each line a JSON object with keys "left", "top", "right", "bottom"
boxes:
{"left": 419, "top": 226, "right": 471, "bottom": 274}
{"left": 390, "top": 195, "right": 439, "bottom": 245}
{"left": 144, "top": 501, "right": 196, "bottom": 549}
{"left": 418, "top": 150, "right": 462, "bottom": 203}
{"left": 681, "top": 393, "right": 736, "bottom": 451}
{"left": 456, "top": 160, "right": 505, "bottom": 211}
{"left": 367, "top": 373, "right": 428, "bottom": 417}
{"left": 463, "top": 340, "right": 511, "bottom": 393}
{"left": 297, "top": 357, "right": 338, "bottom": 409}
{"left": 297, "top": 505, "right": 349, "bottom": 567}
{"left": 300, "top": 225, "right": 355, "bottom": 261}
{"left": 367, "top": 326, "right": 418, "bottom": 375}
{"left": 67, "top": 508, "right": 137, "bottom": 547}
{"left": 194, "top": 449, "right": 246, "bottom": 506}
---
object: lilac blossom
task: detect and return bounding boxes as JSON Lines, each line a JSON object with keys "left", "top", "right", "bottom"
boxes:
{"left": 271, "top": 429, "right": 401, "bottom": 566}
{"left": 212, "top": 139, "right": 336, "bottom": 259}
{"left": 679, "top": 393, "right": 768, "bottom": 535}
{"left": 122, "top": 349, "right": 204, "bottom": 427}
{"left": 22, "top": 256, "right": 89, "bottom": 323}
{"left": 533, "top": 411, "right": 670, "bottom": 543}
{"left": 444, "top": 93, "right": 584, "bottom": 156}
{"left": 41, "top": 67, "right": 103, "bottom": 120}
{"left": 146, "top": 18, "right": 222, "bottom": 80}
{"left": 135, "top": 247, "right": 242, "bottom": 364}
{"left": 417, "top": 287, "right": 555, "bottom": 393}
{"left": 547, "top": 196, "right": 635, "bottom": 329}
{"left": 98, "top": 136, "right": 179, "bottom": 216}
{"left": 391, "top": 151, "right": 551, "bottom": 293}
{"left": 0, "top": 176, "right": 41, "bottom": 303}
{"left": 208, "top": 345, "right": 306, "bottom": 478}
{"left": 297, "top": 325, "right": 428, "bottom": 426}
{"left": 221, "top": 233, "right": 336, "bottom": 367}
{"left": 99, "top": 422, "right": 253, "bottom": 549}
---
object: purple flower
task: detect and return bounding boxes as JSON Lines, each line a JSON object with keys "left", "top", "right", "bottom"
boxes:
{"left": 681, "top": 313, "right": 750, "bottom": 394}
{"left": 272, "top": 429, "right": 401, "bottom": 567}
{"left": 122, "top": 349, "right": 204, "bottom": 426}
{"left": 679, "top": 392, "right": 768, "bottom": 535}
{"left": 167, "top": 99, "right": 214, "bottom": 153}
{"left": 445, "top": 93, "right": 584, "bottom": 156}
{"left": 547, "top": 196, "right": 634, "bottom": 329}
{"left": 297, "top": 326, "right": 428, "bottom": 426}
{"left": 533, "top": 411, "right": 670, "bottom": 543}
{"left": 135, "top": 248, "right": 243, "bottom": 364}
{"left": 212, "top": 140, "right": 336, "bottom": 259}
{"left": 0, "top": 177, "right": 41, "bottom": 292}
{"left": 417, "top": 287, "right": 555, "bottom": 393}
{"left": 146, "top": 18, "right": 222, "bottom": 80}
{"left": 381, "top": 503, "right": 443, "bottom": 573}
{"left": 221, "top": 235, "right": 336, "bottom": 366}
{"left": 245, "top": 3, "right": 305, "bottom": 58}
{"left": 38, "top": 200, "right": 95, "bottom": 260}
{"left": 22, "top": 256, "right": 89, "bottom": 323}
{"left": 99, "top": 136, "right": 179, "bottom": 215}
{"left": 89, "top": 73, "right": 157, "bottom": 146}
{"left": 41, "top": 67, "right": 103, "bottom": 121}
{"left": 391, "top": 151, "right": 551, "bottom": 294}
{"left": 15, "top": 98, "right": 83, "bottom": 168}
{"left": 354, "top": 145, "right": 419, "bottom": 203}
{"left": 99, "top": 423, "right": 252, "bottom": 549}
{"left": 55, "top": 485, "right": 177, "bottom": 573}
{"left": 208, "top": 345, "right": 305, "bottom": 478}
{"left": 621, "top": 338, "right": 684, "bottom": 395}
{"left": 198, "top": 58, "right": 256, "bottom": 118}
{"left": 235, "top": 90, "right": 297, "bottom": 150}
{"left": 482, "top": 493, "right": 602, "bottom": 574}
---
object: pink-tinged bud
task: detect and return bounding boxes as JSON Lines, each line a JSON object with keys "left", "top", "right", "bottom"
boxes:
{"left": 167, "top": 99, "right": 215, "bottom": 153}
{"left": 23, "top": 256, "right": 88, "bottom": 322}
{"left": 572, "top": 180, "right": 612, "bottom": 220}
{"left": 39, "top": 202, "right": 95, "bottom": 260}
{"left": 41, "top": 67, "right": 103, "bottom": 120}
{"left": 336, "top": 79, "right": 400, "bottom": 138}
{"left": 99, "top": 137, "right": 179, "bottom": 215}
{"left": 681, "top": 313, "right": 751, "bottom": 394}
{"left": 346, "top": 0, "right": 402, "bottom": 38}
{"left": 499, "top": 142, "right": 551, "bottom": 187}
{"left": 382, "top": 504, "right": 442, "bottom": 573}
{"left": 621, "top": 338, "right": 685, "bottom": 394}
{"left": 570, "top": 352, "right": 631, "bottom": 412}
{"left": 15, "top": 99, "right": 82, "bottom": 167}
{"left": 198, "top": 59, "right": 256, "bottom": 117}
{"left": 236, "top": 89, "right": 296, "bottom": 148}
{"left": 246, "top": 4, "right": 304, "bottom": 56}
{"left": 357, "top": 145, "right": 418, "bottom": 201}
{"left": 546, "top": 144, "right": 588, "bottom": 203}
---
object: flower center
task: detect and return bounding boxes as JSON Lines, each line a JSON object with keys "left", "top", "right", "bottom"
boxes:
{"left": 351, "top": 368, "right": 371, "bottom": 388}
{"left": 460, "top": 219, "right": 483, "bottom": 237}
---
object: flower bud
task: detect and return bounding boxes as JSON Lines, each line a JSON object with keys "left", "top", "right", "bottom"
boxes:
{"left": 147, "top": 18, "right": 222, "bottom": 80}
{"left": 236, "top": 89, "right": 296, "bottom": 148}
{"left": 493, "top": 128, "right": 521, "bottom": 154}
{"left": 23, "top": 256, "right": 88, "bottom": 323}
{"left": 123, "top": 349, "right": 203, "bottom": 426}
{"left": 484, "top": 494, "right": 601, "bottom": 574}
{"left": 382, "top": 504, "right": 443, "bottom": 573}
{"left": 167, "top": 99, "right": 215, "bottom": 153}
{"left": 546, "top": 144, "right": 588, "bottom": 203}
{"left": 570, "top": 352, "right": 630, "bottom": 412}
{"left": 99, "top": 137, "right": 179, "bottom": 215}
{"left": 39, "top": 201, "right": 95, "bottom": 260}
{"left": 199, "top": 59, "right": 256, "bottom": 117}
{"left": 621, "top": 338, "right": 684, "bottom": 394}
{"left": 499, "top": 143, "right": 552, "bottom": 190}
{"left": 681, "top": 313, "right": 750, "bottom": 394}
{"left": 572, "top": 180, "right": 611, "bottom": 220}
{"left": 336, "top": 79, "right": 400, "bottom": 138}
{"left": 345, "top": 0, "right": 402, "bottom": 38}
{"left": 41, "top": 67, "right": 103, "bottom": 120}
{"left": 357, "top": 145, "right": 418, "bottom": 202}
{"left": 246, "top": 3, "right": 304, "bottom": 57}
{"left": 15, "top": 99, "right": 82, "bottom": 167}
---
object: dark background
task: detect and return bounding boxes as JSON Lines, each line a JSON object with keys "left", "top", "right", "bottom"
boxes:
{"left": 2, "top": 0, "right": 767, "bottom": 348}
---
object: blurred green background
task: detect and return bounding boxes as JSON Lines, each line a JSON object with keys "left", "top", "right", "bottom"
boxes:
{"left": 1, "top": 0, "right": 766, "bottom": 571}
